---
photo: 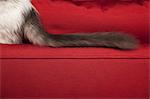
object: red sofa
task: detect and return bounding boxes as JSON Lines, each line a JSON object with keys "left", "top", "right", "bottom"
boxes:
{"left": 1, "top": 0, "right": 149, "bottom": 98}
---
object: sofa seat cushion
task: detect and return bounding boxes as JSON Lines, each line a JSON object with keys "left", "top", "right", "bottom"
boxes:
{"left": 0, "top": 44, "right": 149, "bottom": 59}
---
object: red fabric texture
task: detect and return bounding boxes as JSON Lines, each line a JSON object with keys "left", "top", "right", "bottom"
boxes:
{"left": 53, "top": 0, "right": 147, "bottom": 7}
{"left": 32, "top": 0, "right": 149, "bottom": 43}
{"left": 2, "top": 59, "right": 149, "bottom": 98}
{"left": 1, "top": 0, "right": 149, "bottom": 98}
{"left": 0, "top": 44, "right": 149, "bottom": 59}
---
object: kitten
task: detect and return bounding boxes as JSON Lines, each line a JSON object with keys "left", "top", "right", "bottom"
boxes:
{"left": 0, "top": 0, "right": 138, "bottom": 49}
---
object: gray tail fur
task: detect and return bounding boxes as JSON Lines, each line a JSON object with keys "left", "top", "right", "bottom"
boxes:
{"left": 48, "top": 32, "right": 139, "bottom": 50}
{"left": 25, "top": 9, "right": 138, "bottom": 50}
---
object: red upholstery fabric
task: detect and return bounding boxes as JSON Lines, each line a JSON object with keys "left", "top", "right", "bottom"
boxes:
{"left": 1, "top": 58, "right": 149, "bottom": 98}
{"left": 1, "top": 0, "right": 149, "bottom": 98}
{"left": 0, "top": 44, "right": 149, "bottom": 59}
{"left": 54, "top": 0, "right": 146, "bottom": 7}
{"left": 32, "top": 0, "right": 149, "bottom": 43}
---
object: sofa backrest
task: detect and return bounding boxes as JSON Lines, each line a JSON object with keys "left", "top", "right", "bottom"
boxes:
{"left": 32, "top": 0, "right": 149, "bottom": 43}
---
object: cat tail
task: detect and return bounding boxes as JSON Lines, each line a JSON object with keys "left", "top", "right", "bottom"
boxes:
{"left": 25, "top": 9, "right": 138, "bottom": 50}
{"left": 47, "top": 32, "right": 139, "bottom": 50}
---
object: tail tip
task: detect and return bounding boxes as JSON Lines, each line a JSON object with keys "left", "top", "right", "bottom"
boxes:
{"left": 117, "top": 40, "right": 139, "bottom": 50}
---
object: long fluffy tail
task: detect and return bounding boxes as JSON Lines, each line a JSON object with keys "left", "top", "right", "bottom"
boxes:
{"left": 48, "top": 32, "right": 139, "bottom": 50}
{"left": 25, "top": 9, "right": 138, "bottom": 50}
{"left": 26, "top": 31, "right": 138, "bottom": 50}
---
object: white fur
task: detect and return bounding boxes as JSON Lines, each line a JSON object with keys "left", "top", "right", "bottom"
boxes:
{"left": 0, "top": 0, "right": 32, "bottom": 44}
